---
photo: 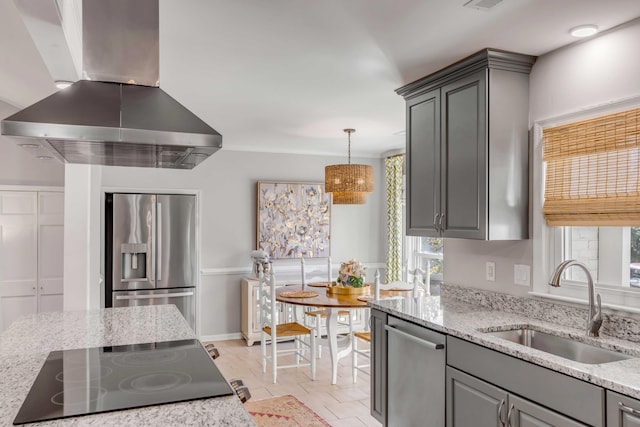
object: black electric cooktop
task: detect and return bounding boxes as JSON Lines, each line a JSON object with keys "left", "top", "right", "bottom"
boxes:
{"left": 14, "top": 339, "right": 233, "bottom": 425}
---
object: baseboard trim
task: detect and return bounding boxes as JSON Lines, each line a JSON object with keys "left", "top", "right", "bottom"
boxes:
{"left": 199, "top": 332, "right": 243, "bottom": 342}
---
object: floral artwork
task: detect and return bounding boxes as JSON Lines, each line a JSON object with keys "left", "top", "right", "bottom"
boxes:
{"left": 257, "top": 182, "right": 331, "bottom": 259}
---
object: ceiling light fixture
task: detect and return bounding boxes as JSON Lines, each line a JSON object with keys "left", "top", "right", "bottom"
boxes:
{"left": 19, "top": 143, "right": 40, "bottom": 149}
{"left": 325, "top": 129, "right": 374, "bottom": 205}
{"left": 570, "top": 24, "right": 599, "bottom": 38}
{"left": 54, "top": 80, "right": 73, "bottom": 90}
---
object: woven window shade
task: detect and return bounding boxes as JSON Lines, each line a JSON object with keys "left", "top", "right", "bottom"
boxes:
{"left": 543, "top": 107, "right": 640, "bottom": 226}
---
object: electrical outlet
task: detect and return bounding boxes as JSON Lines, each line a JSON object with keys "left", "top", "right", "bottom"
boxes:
{"left": 486, "top": 262, "right": 496, "bottom": 282}
{"left": 514, "top": 264, "right": 531, "bottom": 286}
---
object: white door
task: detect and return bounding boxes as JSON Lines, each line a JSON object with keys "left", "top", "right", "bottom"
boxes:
{"left": 0, "top": 192, "right": 38, "bottom": 331}
{"left": 38, "top": 192, "right": 64, "bottom": 313}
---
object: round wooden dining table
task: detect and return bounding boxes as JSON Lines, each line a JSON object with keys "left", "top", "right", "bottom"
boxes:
{"left": 275, "top": 285, "right": 409, "bottom": 384}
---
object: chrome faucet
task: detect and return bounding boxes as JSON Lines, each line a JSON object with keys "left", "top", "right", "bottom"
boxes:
{"left": 548, "top": 260, "right": 603, "bottom": 337}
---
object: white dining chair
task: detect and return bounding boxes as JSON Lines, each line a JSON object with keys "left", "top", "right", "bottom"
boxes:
{"left": 351, "top": 270, "right": 379, "bottom": 383}
{"left": 301, "top": 257, "right": 352, "bottom": 358}
{"left": 259, "top": 264, "right": 316, "bottom": 383}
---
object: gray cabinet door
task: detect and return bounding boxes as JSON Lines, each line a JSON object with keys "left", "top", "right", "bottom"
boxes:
{"left": 447, "top": 366, "right": 506, "bottom": 427}
{"left": 440, "top": 70, "right": 487, "bottom": 239}
{"left": 406, "top": 88, "right": 441, "bottom": 236}
{"left": 509, "top": 395, "right": 587, "bottom": 427}
{"left": 607, "top": 390, "right": 640, "bottom": 427}
{"left": 370, "top": 309, "right": 388, "bottom": 423}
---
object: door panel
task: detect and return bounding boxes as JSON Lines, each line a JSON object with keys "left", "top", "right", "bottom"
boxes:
{"left": 1, "top": 295, "right": 36, "bottom": 331}
{"left": 39, "top": 294, "right": 63, "bottom": 313}
{"left": 510, "top": 395, "right": 587, "bottom": 427}
{"left": 112, "top": 193, "right": 156, "bottom": 290}
{"left": 441, "top": 70, "right": 487, "bottom": 239}
{"left": 112, "top": 288, "right": 195, "bottom": 330}
{"left": 0, "top": 192, "right": 38, "bottom": 332}
{"left": 406, "top": 89, "right": 440, "bottom": 236}
{"left": 155, "top": 194, "right": 196, "bottom": 288}
{"left": 39, "top": 225, "right": 63, "bottom": 293}
{"left": 607, "top": 390, "right": 640, "bottom": 427}
{"left": 447, "top": 367, "right": 506, "bottom": 427}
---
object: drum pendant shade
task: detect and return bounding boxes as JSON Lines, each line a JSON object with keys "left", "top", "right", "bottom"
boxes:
{"left": 325, "top": 129, "right": 374, "bottom": 204}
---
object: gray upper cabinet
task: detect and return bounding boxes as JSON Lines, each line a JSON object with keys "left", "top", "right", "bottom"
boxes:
{"left": 397, "top": 49, "right": 536, "bottom": 240}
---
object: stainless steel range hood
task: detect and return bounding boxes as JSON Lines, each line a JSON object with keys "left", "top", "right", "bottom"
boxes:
{"left": 1, "top": 0, "right": 222, "bottom": 169}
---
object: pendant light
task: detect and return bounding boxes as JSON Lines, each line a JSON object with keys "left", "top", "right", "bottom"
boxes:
{"left": 325, "top": 129, "right": 374, "bottom": 204}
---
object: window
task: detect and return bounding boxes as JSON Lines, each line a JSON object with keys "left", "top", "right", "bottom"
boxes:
{"left": 533, "top": 100, "right": 640, "bottom": 310}
{"left": 404, "top": 235, "right": 443, "bottom": 289}
{"left": 384, "top": 153, "right": 444, "bottom": 292}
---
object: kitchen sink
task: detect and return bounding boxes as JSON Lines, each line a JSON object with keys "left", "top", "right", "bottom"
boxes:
{"left": 485, "top": 327, "right": 633, "bottom": 364}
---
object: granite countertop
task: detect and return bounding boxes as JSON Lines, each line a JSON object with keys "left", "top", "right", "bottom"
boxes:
{"left": 370, "top": 285, "right": 640, "bottom": 400}
{"left": 0, "top": 305, "right": 255, "bottom": 426}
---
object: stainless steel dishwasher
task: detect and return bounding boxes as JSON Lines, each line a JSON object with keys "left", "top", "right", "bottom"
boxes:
{"left": 385, "top": 316, "right": 446, "bottom": 426}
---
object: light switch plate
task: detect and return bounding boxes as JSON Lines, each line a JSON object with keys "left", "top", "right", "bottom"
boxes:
{"left": 514, "top": 264, "right": 531, "bottom": 286}
{"left": 486, "top": 262, "right": 496, "bottom": 282}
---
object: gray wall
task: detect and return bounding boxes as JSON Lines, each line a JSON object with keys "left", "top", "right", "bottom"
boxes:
{"left": 99, "top": 150, "right": 386, "bottom": 337}
{"left": 0, "top": 101, "right": 64, "bottom": 186}
{"left": 444, "top": 19, "right": 640, "bottom": 295}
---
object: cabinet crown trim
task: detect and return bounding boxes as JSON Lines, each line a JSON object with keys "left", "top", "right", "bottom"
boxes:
{"left": 396, "top": 48, "right": 537, "bottom": 99}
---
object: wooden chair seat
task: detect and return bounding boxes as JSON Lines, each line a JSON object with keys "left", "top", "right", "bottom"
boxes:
{"left": 304, "top": 309, "right": 350, "bottom": 318}
{"left": 354, "top": 331, "right": 371, "bottom": 342}
{"left": 263, "top": 322, "right": 312, "bottom": 338}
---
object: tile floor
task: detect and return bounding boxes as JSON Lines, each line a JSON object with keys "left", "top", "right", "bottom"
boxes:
{"left": 210, "top": 338, "right": 381, "bottom": 427}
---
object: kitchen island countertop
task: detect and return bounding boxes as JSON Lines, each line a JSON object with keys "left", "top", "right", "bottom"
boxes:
{"left": 370, "top": 288, "right": 640, "bottom": 400}
{"left": 0, "top": 305, "right": 255, "bottom": 426}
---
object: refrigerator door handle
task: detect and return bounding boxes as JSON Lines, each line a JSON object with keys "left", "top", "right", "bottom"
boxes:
{"left": 149, "top": 197, "right": 156, "bottom": 283}
{"left": 157, "top": 201, "right": 162, "bottom": 282}
{"left": 115, "top": 291, "right": 195, "bottom": 300}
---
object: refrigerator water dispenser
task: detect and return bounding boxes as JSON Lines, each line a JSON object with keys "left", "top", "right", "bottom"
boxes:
{"left": 121, "top": 243, "right": 148, "bottom": 281}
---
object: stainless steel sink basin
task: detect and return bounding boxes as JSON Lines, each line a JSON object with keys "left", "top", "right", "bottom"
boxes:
{"left": 486, "top": 328, "right": 633, "bottom": 364}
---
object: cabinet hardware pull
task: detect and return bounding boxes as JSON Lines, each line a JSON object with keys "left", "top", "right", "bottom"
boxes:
{"left": 619, "top": 401, "right": 640, "bottom": 416}
{"left": 384, "top": 325, "right": 444, "bottom": 350}
{"left": 506, "top": 403, "right": 515, "bottom": 427}
{"left": 498, "top": 399, "right": 506, "bottom": 426}
{"left": 439, "top": 212, "right": 445, "bottom": 231}
{"left": 434, "top": 213, "right": 440, "bottom": 232}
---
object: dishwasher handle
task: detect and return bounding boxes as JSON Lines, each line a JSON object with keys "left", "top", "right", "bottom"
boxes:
{"left": 385, "top": 325, "right": 445, "bottom": 350}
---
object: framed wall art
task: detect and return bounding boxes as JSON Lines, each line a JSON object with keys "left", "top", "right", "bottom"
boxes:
{"left": 256, "top": 181, "right": 331, "bottom": 259}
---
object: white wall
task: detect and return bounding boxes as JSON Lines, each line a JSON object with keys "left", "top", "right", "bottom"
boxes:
{"left": 96, "top": 150, "right": 385, "bottom": 338}
{"left": 0, "top": 101, "right": 64, "bottom": 187}
{"left": 444, "top": 19, "right": 640, "bottom": 295}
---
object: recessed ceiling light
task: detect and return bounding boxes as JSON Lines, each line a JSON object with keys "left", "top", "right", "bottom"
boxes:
{"left": 570, "top": 25, "right": 599, "bottom": 38}
{"left": 463, "top": 0, "right": 503, "bottom": 10}
{"left": 19, "top": 143, "right": 40, "bottom": 149}
{"left": 37, "top": 156, "right": 53, "bottom": 160}
{"left": 55, "top": 80, "right": 73, "bottom": 90}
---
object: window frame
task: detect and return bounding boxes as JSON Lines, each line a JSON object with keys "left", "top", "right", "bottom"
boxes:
{"left": 532, "top": 96, "right": 640, "bottom": 313}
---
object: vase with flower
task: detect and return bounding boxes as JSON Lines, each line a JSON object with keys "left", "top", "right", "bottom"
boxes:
{"left": 327, "top": 259, "right": 369, "bottom": 295}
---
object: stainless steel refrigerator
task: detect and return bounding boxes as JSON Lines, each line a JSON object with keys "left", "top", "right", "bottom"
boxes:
{"left": 105, "top": 193, "right": 196, "bottom": 330}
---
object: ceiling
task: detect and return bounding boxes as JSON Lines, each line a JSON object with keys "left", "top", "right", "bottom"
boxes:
{"left": 2, "top": 0, "right": 640, "bottom": 158}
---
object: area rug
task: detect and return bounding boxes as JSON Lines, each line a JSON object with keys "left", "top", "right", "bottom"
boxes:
{"left": 244, "top": 394, "right": 331, "bottom": 426}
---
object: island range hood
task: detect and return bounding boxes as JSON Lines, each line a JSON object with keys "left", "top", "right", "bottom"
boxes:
{"left": 1, "top": 0, "right": 222, "bottom": 169}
